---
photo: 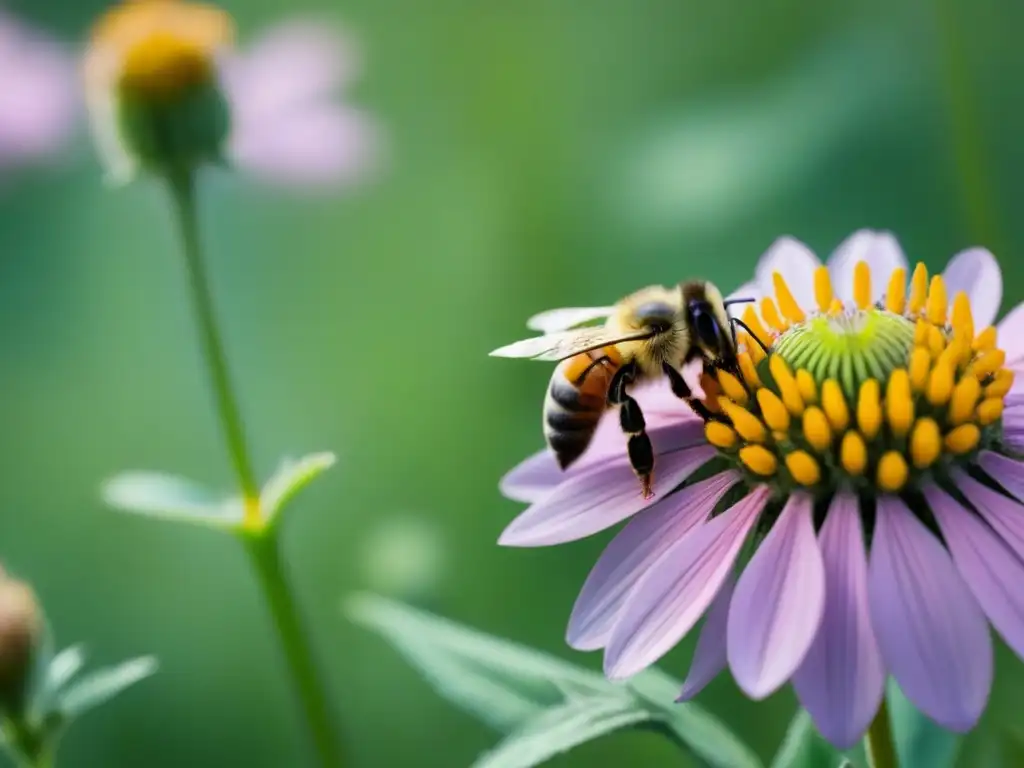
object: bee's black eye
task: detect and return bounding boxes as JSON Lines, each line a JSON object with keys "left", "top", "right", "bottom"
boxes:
{"left": 690, "top": 305, "right": 722, "bottom": 349}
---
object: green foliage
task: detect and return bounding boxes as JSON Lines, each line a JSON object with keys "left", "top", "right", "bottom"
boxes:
{"left": 768, "top": 711, "right": 845, "bottom": 768}
{"left": 887, "top": 681, "right": 960, "bottom": 768}
{"left": 346, "top": 592, "right": 762, "bottom": 768}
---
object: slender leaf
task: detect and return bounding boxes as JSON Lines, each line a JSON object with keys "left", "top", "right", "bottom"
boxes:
{"left": 630, "top": 669, "right": 763, "bottom": 768}
{"left": 59, "top": 656, "right": 158, "bottom": 717}
{"left": 345, "top": 592, "right": 606, "bottom": 730}
{"left": 261, "top": 452, "right": 336, "bottom": 523}
{"left": 102, "top": 471, "right": 242, "bottom": 527}
{"left": 887, "top": 680, "right": 959, "bottom": 768}
{"left": 471, "top": 697, "right": 647, "bottom": 768}
{"left": 770, "top": 710, "right": 843, "bottom": 768}
{"left": 38, "top": 644, "right": 85, "bottom": 711}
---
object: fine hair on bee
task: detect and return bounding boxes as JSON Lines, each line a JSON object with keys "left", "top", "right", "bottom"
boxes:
{"left": 491, "top": 281, "right": 762, "bottom": 499}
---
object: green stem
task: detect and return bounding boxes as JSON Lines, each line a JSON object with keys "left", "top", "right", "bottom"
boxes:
{"left": 864, "top": 698, "right": 899, "bottom": 768}
{"left": 167, "top": 169, "right": 260, "bottom": 505}
{"left": 166, "top": 170, "right": 344, "bottom": 767}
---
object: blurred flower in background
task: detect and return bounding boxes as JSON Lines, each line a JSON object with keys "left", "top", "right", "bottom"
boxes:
{"left": 358, "top": 514, "right": 446, "bottom": 605}
{"left": 83, "top": 0, "right": 379, "bottom": 190}
{"left": 0, "top": 10, "right": 77, "bottom": 170}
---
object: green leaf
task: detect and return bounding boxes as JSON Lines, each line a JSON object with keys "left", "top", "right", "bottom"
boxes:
{"left": 471, "top": 697, "right": 648, "bottom": 768}
{"left": 887, "top": 680, "right": 960, "bottom": 768}
{"left": 102, "top": 471, "right": 242, "bottom": 527}
{"left": 260, "top": 452, "right": 336, "bottom": 525}
{"left": 346, "top": 593, "right": 761, "bottom": 768}
{"left": 770, "top": 710, "right": 843, "bottom": 768}
{"left": 345, "top": 592, "right": 606, "bottom": 730}
{"left": 59, "top": 656, "right": 159, "bottom": 717}
{"left": 37, "top": 644, "right": 85, "bottom": 712}
{"left": 629, "top": 669, "right": 762, "bottom": 768}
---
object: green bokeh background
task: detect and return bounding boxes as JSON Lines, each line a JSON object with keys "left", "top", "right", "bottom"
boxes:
{"left": 4, "top": 0, "right": 1024, "bottom": 766}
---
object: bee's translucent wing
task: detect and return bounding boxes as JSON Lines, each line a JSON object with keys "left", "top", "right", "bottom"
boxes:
{"left": 490, "top": 327, "right": 650, "bottom": 362}
{"left": 526, "top": 306, "right": 615, "bottom": 333}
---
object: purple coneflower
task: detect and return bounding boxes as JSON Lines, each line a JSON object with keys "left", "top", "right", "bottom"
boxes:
{"left": 497, "top": 230, "right": 1024, "bottom": 748}
{"left": 0, "top": 11, "right": 76, "bottom": 169}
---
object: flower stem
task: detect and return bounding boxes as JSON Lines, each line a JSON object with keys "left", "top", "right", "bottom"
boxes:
{"left": 865, "top": 697, "right": 899, "bottom": 768}
{"left": 166, "top": 170, "right": 344, "bottom": 766}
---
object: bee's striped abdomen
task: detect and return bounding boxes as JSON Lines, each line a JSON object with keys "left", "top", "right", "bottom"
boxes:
{"left": 543, "top": 346, "right": 621, "bottom": 469}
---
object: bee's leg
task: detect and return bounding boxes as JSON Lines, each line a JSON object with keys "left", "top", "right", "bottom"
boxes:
{"left": 607, "top": 362, "right": 655, "bottom": 499}
{"left": 661, "top": 362, "right": 720, "bottom": 423}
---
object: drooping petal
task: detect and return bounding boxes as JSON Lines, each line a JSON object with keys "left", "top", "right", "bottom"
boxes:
{"left": 942, "top": 247, "right": 1003, "bottom": 329}
{"left": 499, "top": 444, "right": 715, "bottom": 547}
{"left": 997, "top": 301, "right": 1024, "bottom": 368}
{"left": 792, "top": 492, "right": 884, "bottom": 749}
{"left": 868, "top": 495, "right": 992, "bottom": 732}
{"left": 827, "top": 230, "right": 908, "bottom": 304}
{"left": 953, "top": 469, "right": 1024, "bottom": 563}
{"left": 1001, "top": 405, "right": 1024, "bottom": 450}
{"left": 677, "top": 574, "right": 735, "bottom": 701}
{"left": 754, "top": 236, "right": 821, "bottom": 309}
{"left": 603, "top": 486, "right": 771, "bottom": 680}
{"left": 499, "top": 449, "right": 565, "bottom": 504}
{"left": 567, "top": 471, "right": 740, "bottom": 650}
{"left": 927, "top": 484, "right": 1024, "bottom": 660}
{"left": 727, "top": 493, "right": 825, "bottom": 699}
{"left": 979, "top": 452, "right": 1024, "bottom": 505}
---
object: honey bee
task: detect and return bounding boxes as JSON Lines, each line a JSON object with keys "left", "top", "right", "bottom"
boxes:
{"left": 491, "top": 281, "right": 760, "bottom": 498}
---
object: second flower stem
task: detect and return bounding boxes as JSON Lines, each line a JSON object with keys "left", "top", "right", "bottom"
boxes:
{"left": 865, "top": 697, "right": 899, "bottom": 768}
{"left": 166, "top": 169, "right": 343, "bottom": 767}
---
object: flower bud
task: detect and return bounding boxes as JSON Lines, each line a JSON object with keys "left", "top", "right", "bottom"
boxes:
{"left": 0, "top": 578, "right": 41, "bottom": 717}
{"left": 84, "top": 1, "right": 233, "bottom": 182}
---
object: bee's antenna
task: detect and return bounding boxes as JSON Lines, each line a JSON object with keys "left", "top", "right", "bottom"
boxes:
{"left": 723, "top": 297, "right": 757, "bottom": 308}
{"left": 729, "top": 317, "right": 771, "bottom": 354}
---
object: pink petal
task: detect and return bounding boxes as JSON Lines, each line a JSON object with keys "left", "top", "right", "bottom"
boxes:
{"left": 868, "top": 495, "right": 992, "bottom": 731}
{"left": 953, "top": 469, "right": 1024, "bottom": 563}
{"left": 603, "top": 485, "right": 771, "bottom": 680}
{"left": 754, "top": 236, "right": 821, "bottom": 309}
{"left": 677, "top": 574, "right": 735, "bottom": 701}
{"left": 943, "top": 248, "right": 1002, "bottom": 329}
{"left": 927, "top": 484, "right": 1024, "bottom": 661}
{"left": 499, "top": 443, "right": 715, "bottom": 547}
{"left": 827, "top": 230, "right": 908, "bottom": 304}
{"left": 1001, "top": 405, "right": 1024, "bottom": 450}
{"left": 499, "top": 449, "right": 566, "bottom": 504}
{"left": 979, "top": 452, "right": 1024, "bottom": 505}
{"left": 997, "top": 302, "right": 1024, "bottom": 367}
{"left": 727, "top": 493, "right": 825, "bottom": 699}
{"left": 792, "top": 492, "right": 884, "bottom": 749}
{"left": 567, "top": 470, "right": 740, "bottom": 650}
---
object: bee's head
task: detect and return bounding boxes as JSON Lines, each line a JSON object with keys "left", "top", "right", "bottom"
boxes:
{"left": 681, "top": 281, "right": 743, "bottom": 368}
{"left": 632, "top": 300, "right": 678, "bottom": 335}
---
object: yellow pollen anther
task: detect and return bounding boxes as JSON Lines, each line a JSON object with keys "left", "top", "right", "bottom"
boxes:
{"left": 761, "top": 297, "right": 787, "bottom": 333}
{"left": 977, "top": 397, "right": 1004, "bottom": 426}
{"left": 814, "top": 266, "right": 834, "bottom": 313}
{"left": 910, "top": 418, "right": 941, "bottom": 468}
{"left": 885, "top": 369, "right": 913, "bottom": 436}
{"left": 717, "top": 371, "right": 748, "bottom": 406}
{"left": 785, "top": 451, "right": 821, "bottom": 486}
{"left": 927, "top": 325, "right": 946, "bottom": 360}
{"left": 853, "top": 261, "right": 872, "bottom": 310}
{"left": 802, "top": 406, "right": 832, "bottom": 451}
{"left": 926, "top": 275, "right": 948, "bottom": 326}
{"left": 926, "top": 361, "right": 954, "bottom": 406}
{"left": 773, "top": 272, "right": 806, "bottom": 324}
{"left": 972, "top": 349, "right": 1006, "bottom": 379}
{"left": 739, "top": 445, "right": 777, "bottom": 476}
{"left": 937, "top": 339, "right": 963, "bottom": 373}
{"left": 885, "top": 267, "right": 907, "bottom": 314}
{"left": 973, "top": 327, "right": 997, "bottom": 352}
{"left": 951, "top": 292, "right": 974, "bottom": 341}
{"left": 945, "top": 423, "right": 980, "bottom": 455}
{"left": 909, "top": 347, "right": 931, "bottom": 393}
{"left": 948, "top": 376, "right": 981, "bottom": 425}
{"left": 769, "top": 356, "right": 804, "bottom": 416}
{"left": 913, "top": 318, "right": 929, "bottom": 348}
{"left": 756, "top": 389, "right": 790, "bottom": 432}
{"left": 828, "top": 298, "right": 844, "bottom": 315}
{"left": 705, "top": 422, "right": 738, "bottom": 449}
{"left": 840, "top": 432, "right": 867, "bottom": 475}
{"left": 909, "top": 263, "right": 929, "bottom": 316}
{"left": 985, "top": 369, "right": 1015, "bottom": 398}
{"left": 796, "top": 370, "right": 818, "bottom": 404}
{"left": 821, "top": 379, "right": 850, "bottom": 432}
{"left": 738, "top": 352, "right": 762, "bottom": 388}
{"left": 877, "top": 451, "right": 909, "bottom": 492}
{"left": 740, "top": 333, "right": 766, "bottom": 365}
{"left": 720, "top": 399, "right": 767, "bottom": 444}
{"left": 857, "top": 379, "right": 882, "bottom": 440}
{"left": 742, "top": 307, "right": 772, "bottom": 351}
